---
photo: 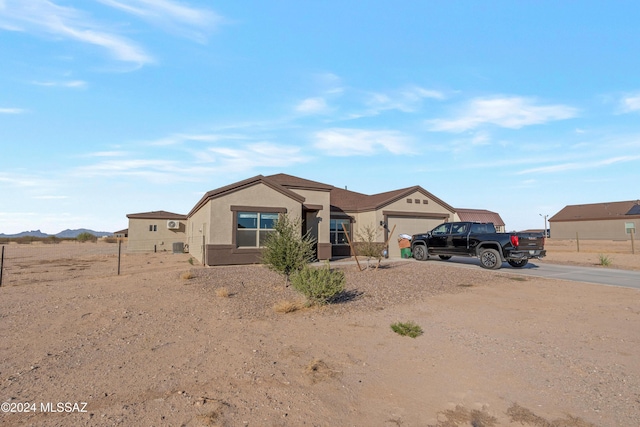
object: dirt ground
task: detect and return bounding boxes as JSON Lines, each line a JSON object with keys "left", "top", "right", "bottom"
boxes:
{"left": 0, "top": 240, "right": 638, "bottom": 427}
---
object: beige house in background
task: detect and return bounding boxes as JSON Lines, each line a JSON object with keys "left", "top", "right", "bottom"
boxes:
{"left": 549, "top": 200, "right": 640, "bottom": 240}
{"left": 126, "top": 173, "right": 501, "bottom": 265}
{"left": 455, "top": 208, "right": 505, "bottom": 233}
{"left": 126, "top": 210, "right": 187, "bottom": 252}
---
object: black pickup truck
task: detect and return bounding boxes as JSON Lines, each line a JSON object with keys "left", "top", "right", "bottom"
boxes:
{"left": 410, "top": 222, "right": 546, "bottom": 269}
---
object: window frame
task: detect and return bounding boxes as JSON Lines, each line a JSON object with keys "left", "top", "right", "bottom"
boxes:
{"left": 330, "top": 218, "right": 351, "bottom": 245}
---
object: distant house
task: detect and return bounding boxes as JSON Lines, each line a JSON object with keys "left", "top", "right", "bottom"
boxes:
{"left": 126, "top": 211, "right": 187, "bottom": 252}
{"left": 455, "top": 208, "right": 505, "bottom": 232}
{"left": 549, "top": 200, "right": 640, "bottom": 240}
{"left": 113, "top": 229, "right": 128, "bottom": 238}
{"left": 126, "top": 173, "right": 503, "bottom": 265}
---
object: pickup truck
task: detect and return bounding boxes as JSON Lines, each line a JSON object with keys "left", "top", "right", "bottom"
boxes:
{"left": 410, "top": 222, "right": 546, "bottom": 269}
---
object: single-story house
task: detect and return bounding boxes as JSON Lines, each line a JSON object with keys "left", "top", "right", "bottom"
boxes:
{"left": 455, "top": 208, "right": 505, "bottom": 233}
{"left": 549, "top": 200, "right": 640, "bottom": 240}
{"left": 113, "top": 229, "right": 128, "bottom": 238}
{"left": 126, "top": 173, "right": 505, "bottom": 265}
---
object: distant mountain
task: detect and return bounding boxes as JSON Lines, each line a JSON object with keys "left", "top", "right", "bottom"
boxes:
{"left": 0, "top": 229, "right": 113, "bottom": 238}
{"left": 55, "top": 229, "right": 112, "bottom": 238}
{"left": 0, "top": 229, "right": 50, "bottom": 238}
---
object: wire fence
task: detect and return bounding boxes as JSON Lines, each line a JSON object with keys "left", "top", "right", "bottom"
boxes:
{"left": 0, "top": 239, "right": 191, "bottom": 288}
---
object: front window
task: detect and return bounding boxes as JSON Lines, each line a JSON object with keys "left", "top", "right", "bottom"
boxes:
{"left": 330, "top": 219, "right": 351, "bottom": 245}
{"left": 432, "top": 223, "right": 451, "bottom": 235}
{"left": 237, "top": 212, "right": 279, "bottom": 247}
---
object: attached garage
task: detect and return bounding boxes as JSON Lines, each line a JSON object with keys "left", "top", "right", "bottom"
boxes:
{"left": 330, "top": 185, "right": 456, "bottom": 258}
{"left": 384, "top": 213, "right": 448, "bottom": 258}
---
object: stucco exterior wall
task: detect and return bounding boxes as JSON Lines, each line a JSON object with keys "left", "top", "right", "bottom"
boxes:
{"left": 127, "top": 218, "right": 186, "bottom": 253}
{"left": 551, "top": 219, "right": 638, "bottom": 240}
{"left": 188, "top": 183, "right": 304, "bottom": 265}
{"left": 186, "top": 202, "right": 211, "bottom": 264}
{"left": 287, "top": 189, "right": 331, "bottom": 244}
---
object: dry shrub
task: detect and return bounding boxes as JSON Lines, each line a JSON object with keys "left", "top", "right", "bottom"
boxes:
{"left": 215, "top": 287, "right": 230, "bottom": 298}
{"left": 305, "top": 358, "right": 341, "bottom": 383}
{"left": 273, "top": 299, "right": 304, "bottom": 313}
{"left": 181, "top": 271, "right": 193, "bottom": 280}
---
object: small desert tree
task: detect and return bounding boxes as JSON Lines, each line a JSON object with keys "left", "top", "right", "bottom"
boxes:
{"left": 76, "top": 232, "right": 97, "bottom": 243}
{"left": 261, "top": 214, "right": 316, "bottom": 286}
{"left": 356, "top": 223, "right": 385, "bottom": 269}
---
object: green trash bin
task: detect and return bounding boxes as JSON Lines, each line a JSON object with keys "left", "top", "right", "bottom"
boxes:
{"left": 400, "top": 247, "right": 412, "bottom": 258}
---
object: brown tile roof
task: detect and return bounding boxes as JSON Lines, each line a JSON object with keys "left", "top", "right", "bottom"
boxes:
{"left": 186, "top": 173, "right": 456, "bottom": 218}
{"left": 330, "top": 185, "right": 456, "bottom": 213}
{"left": 188, "top": 175, "right": 306, "bottom": 217}
{"left": 456, "top": 208, "right": 505, "bottom": 226}
{"left": 127, "top": 210, "right": 187, "bottom": 220}
{"left": 550, "top": 200, "right": 640, "bottom": 222}
{"left": 266, "top": 173, "right": 333, "bottom": 191}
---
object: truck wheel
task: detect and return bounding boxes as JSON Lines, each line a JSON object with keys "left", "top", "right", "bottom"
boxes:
{"left": 507, "top": 259, "right": 528, "bottom": 268}
{"left": 479, "top": 248, "right": 502, "bottom": 269}
{"left": 438, "top": 255, "right": 452, "bottom": 260}
{"left": 413, "top": 245, "right": 428, "bottom": 261}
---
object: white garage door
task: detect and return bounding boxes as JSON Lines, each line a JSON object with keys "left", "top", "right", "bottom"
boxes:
{"left": 387, "top": 217, "right": 444, "bottom": 258}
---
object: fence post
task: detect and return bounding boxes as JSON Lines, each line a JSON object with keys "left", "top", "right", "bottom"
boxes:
{"left": 632, "top": 231, "right": 636, "bottom": 255}
{"left": 575, "top": 232, "right": 580, "bottom": 252}
{"left": 0, "top": 245, "right": 4, "bottom": 287}
{"left": 117, "top": 240, "right": 122, "bottom": 275}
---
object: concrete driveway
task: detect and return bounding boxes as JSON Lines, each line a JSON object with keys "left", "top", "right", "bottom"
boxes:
{"left": 423, "top": 257, "right": 640, "bottom": 290}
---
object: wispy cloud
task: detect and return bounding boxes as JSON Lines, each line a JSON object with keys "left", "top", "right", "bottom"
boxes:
{"left": 313, "top": 128, "right": 413, "bottom": 156}
{"left": 345, "top": 85, "right": 445, "bottom": 120}
{"left": 0, "top": 0, "right": 221, "bottom": 67}
{"left": 74, "top": 140, "right": 308, "bottom": 183}
{"left": 0, "top": 0, "right": 153, "bottom": 66}
{"left": 295, "top": 97, "right": 330, "bottom": 114}
{"left": 0, "top": 107, "right": 25, "bottom": 114}
{"left": 147, "top": 133, "right": 248, "bottom": 146}
{"left": 365, "top": 86, "right": 445, "bottom": 113}
{"left": 31, "top": 80, "right": 87, "bottom": 88}
{"left": 517, "top": 155, "right": 640, "bottom": 175}
{"left": 202, "top": 142, "right": 309, "bottom": 171}
{"left": 620, "top": 93, "right": 640, "bottom": 113}
{"left": 427, "top": 96, "right": 578, "bottom": 132}
{"left": 96, "top": 0, "right": 221, "bottom": 42}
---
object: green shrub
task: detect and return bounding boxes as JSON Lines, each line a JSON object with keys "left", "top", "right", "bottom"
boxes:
{"left": 290, "top": 263, "right": 345, "bottom": 306}
{"left": 391, "top": 321, "right": 423, "bottom": 338}
{"left": 261, "top": 214, "right": 316, "bottom": 286}
{"left": 598, "top": 253, "right": 612, "bottom": 266}
{"left": 76, "top": 232, "right": 97, "bottom": 243}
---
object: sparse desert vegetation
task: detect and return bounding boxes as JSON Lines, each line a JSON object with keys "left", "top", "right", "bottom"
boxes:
{"left": 0, "top": 240, "right": 638, "bottom": 426}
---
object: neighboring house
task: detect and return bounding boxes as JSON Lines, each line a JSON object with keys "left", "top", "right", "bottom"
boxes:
{"left": 549, "top": 200, "right": 640, "bottom": 240}
{"left": 126, "top": 173, "right": 497, "bottom": 265}
{"left": 455, "top": 208, "right": 506, "bottom": 232}
{"left": 113, "top": 229, "right": 128, "bottom": 238}
{"left": 126, "top": 211, "right": 187, "bottom": 252}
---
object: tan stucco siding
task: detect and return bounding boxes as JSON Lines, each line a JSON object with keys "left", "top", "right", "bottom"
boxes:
{"left": 384, "top": 190, "right": 455, "bottom": 217}
{"left": 127, "top": 218, "right": 186, "bottom": 253}
{"left": 551, "top": 219, "right": 638, "bottom": 240}
{"left": 187, "top": 202, "right": 211, "bottom": 264}
{"left": 209, "top": 183, "right": 302, "bottom": 244}
{"left": 288, "top": 188, "right": 331, "bottom": 245}
{"left": 187, "top": 183, "right": 304, "bottom": 264}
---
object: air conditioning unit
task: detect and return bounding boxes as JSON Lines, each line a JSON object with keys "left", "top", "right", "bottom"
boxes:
{"left": 167, "top": 220, "right": 180, "bottom": 230}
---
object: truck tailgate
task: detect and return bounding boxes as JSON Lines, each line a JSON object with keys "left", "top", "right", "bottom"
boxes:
{"left": 515, "top": 233, "right": 545, "bottom": 250}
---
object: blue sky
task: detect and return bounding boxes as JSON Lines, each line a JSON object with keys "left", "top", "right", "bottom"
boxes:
{"left": 1, "top": 1, "right": 639, "bottom": 234}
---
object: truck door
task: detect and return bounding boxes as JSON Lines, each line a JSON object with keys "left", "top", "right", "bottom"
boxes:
{"left": 449, "top": 223, "right": 470, "bottom": 255}
{"left": 428, "top": 223, "right": 451, "bottom": 250}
